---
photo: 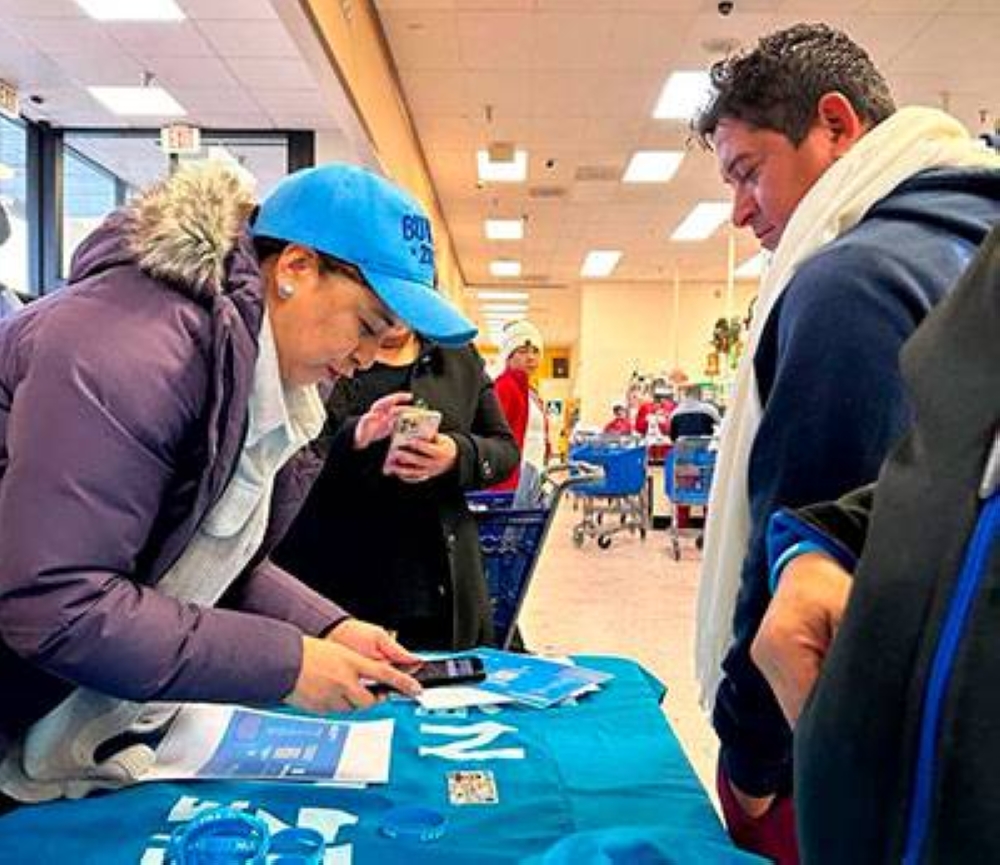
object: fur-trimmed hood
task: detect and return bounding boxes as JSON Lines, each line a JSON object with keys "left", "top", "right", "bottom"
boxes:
{"left": 69, "top": 162, "right": 256, "bottom": 298}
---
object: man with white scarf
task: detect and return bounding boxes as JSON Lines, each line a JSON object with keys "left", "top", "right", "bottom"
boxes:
{"left": 691, "top": 23, "right": 1000, "bottom": 863}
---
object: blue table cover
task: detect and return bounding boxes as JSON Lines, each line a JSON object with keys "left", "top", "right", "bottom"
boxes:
{"left": 0, "top": 656, "right": 762, "bottom": 863}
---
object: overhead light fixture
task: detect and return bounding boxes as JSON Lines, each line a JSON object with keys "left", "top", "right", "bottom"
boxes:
{"left": 482, "top": 303, "right": 528, "bottom": 314}
{"left": 88, "top": 85, "right": 185, "bottom": 117}
{"left": 670, "top": 201, "right": 731, "bottom": 241}
{"left": 653, "top": 71, "right": 713, "bottom": 121}
{"left": 489, "top": 260, "right": 522, "bottom": 278}
{"left": 580, "top": 250, "right": 622, "bottom": 278}
{"left": 735, "top": 250, "right": 769, "bottom": 279}
{"left": 76, "top": 0, "right": 185, "bottom": 21}
{"left": 477, "top": 149, "right": 528, "bottom": 183}
{"left": 622, "top": 150, "right": 684, "bottom": 183}
{"left": 485, "top": 218, "right": 524, "bottom": 240}
{"left": 0, "top": 162, "right": 14, "bottom": 181}
{"left": 476, "top": 290, "right": 529, "bottom": 301}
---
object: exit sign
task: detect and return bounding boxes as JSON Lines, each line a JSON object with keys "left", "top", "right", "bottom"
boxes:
{"left": 160, "top": 123, "right": 201, "bottom": 155}
{"left": 0, "top": 80, "right": 19, "bottom": 119}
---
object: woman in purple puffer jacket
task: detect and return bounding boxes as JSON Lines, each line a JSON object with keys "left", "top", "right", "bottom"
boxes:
{"left": 0, "top": 161, "right": 476, "bottom": 806}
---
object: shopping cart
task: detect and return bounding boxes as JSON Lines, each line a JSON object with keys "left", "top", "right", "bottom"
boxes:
{"left": 467, "top": 465, "right": 600, "bottom": 649}
{"left": 664, "top": 435, "right": 718, "bottom": 560}
{"left": 567, "top": 433, "right": 650, "bottom": 550}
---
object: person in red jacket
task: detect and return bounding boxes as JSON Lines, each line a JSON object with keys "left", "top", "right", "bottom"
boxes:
{"left": 492, "top": 320, "right": 548, "bottom": 492}
{"left": 634, "top": 383, "right": 675, "bottom": 439}
{"left": 603, "top": 402, "right": 633, "bottom": 435}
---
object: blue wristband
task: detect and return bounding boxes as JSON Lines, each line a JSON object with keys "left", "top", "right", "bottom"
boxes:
{"left": 769, "top": 541, "right": 828, "bottom": 595}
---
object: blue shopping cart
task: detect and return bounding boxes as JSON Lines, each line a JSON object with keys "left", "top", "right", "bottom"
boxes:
{"left": 664, "top": 435, "right": 718, "bottom": 560}
{"left": 568, "top": 433, "right": 650, "bottom": 550}
{"left": 467, "top": 467, "right": 597, "bottom": 648}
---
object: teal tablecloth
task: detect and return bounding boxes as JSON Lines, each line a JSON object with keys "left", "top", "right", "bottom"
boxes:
{"left": 0, "top": 656, "right": 761, "bottom": 863}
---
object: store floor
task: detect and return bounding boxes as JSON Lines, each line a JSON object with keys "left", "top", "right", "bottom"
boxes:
{"left": 519, "top": 498, "right": 719, "bottom": 807}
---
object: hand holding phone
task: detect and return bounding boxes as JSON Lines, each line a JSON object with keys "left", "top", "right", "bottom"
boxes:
{"left": 368, "top": 656, "right": 486, "bottom": 696}
{"left": 383, "top": 407, "right": 451, "bottom": 482}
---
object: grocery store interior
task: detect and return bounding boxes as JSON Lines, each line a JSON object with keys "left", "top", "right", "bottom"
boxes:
{"left": 1, "top": 0, "right": 999, "bottom": 859}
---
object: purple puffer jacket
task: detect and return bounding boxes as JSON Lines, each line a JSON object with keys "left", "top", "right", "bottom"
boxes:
{"left": 0, "top": 165, "right": 346, "bottom": 759}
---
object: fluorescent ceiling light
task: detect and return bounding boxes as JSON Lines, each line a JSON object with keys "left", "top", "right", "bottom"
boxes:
{"left": 476, "top": 290, "right": 529, "bottom": 301}
{"left": 622, "top": 150, "right": 684, "bottom": 183}
{"left": 477, "top": 150, "right": 528, "bottom": 183}
{"left": 580, "top": 250, "right": 622, "bottom": 278}
{"left": 76, "top": 0, "right": 185, "bottom": 21}
{"left": 489, "top": 260, "right": 522, "bottom": 278}
{"left": 482, "top": 304, "right": 528, "bottom": 314}
{"left": 670, "top": 201, "right": 731, "bottom": 241}
{"left": 0, "top": 162, "right": 14, "bottom": 181}
{"left": 88, "top": 86, "right": 185, "bottom": 117}
{"left": 653, "top": 71, "right": 713, "bottom": 121}
{"left": 735, "top": 251, "right": 768, "bottom": 280}
{"left": 485, "top": 218, "right": 524, "bottom": 240}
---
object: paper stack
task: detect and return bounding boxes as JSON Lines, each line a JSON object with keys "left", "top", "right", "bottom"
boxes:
{"left": 414, "top": 649, "right": 612, "bottom": 711}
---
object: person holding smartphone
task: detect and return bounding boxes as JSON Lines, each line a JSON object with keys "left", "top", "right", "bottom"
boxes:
{"left": 0, "top": 162, "right": 481, "bottom": 807}
{"left": 273, "top": 325, "right": 519, "bottom": 650}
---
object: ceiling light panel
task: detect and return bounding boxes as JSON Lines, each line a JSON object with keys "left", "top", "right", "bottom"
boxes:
{"left": 622, "top": 150, "right": 684, "bottom": 183}
{"left": 485, "top": 218, "right": 524, "bottom": 240}
{"left": 482, "top": 303, "right": 528, "bottom": 313}
{"left": 476, "top": 290, "right": 529, "bottom": 301}
{"left": 670, "top": 201, "right": 731, "bottom": 242}
{"left": 88, "top": 86, "right": 186, "bottom": 116}
{"left": 653, "top": 71, "right": 713, "bottom": 121}
{"left": 477, "top": 150, "right": 528, "bottom": 183}
{"left": 489, "top": 260, "right": 522, "bottom": 278}
{"left": 580, "top": 250, "right": 622, "bottom": 278}
{"left": 76, "top": 0, "right": 185, "bottom": 21}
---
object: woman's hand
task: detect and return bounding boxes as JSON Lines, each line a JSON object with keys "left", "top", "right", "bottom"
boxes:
{"left": 354, "top": 392, "right": 412, "bottom": 450}
{"left": 285, "top": 636, "right": 421, "bottom": 714}
{"left": 383, "top": 434, "right": 458, "bottom": 483}
{"left": 327, "top": 618, "right": 421, "bottom": 665}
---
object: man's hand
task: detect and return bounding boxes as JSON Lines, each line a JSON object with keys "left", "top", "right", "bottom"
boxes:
{"left": 285, "top": 636, "right": 421, "bottom": 714}
{"left": 751, "top": 552, "right": 854, "bottom": 727}
{"left": 354, "top": 392, "right": 412, "bottom": 450}
{"left": 383, "top": 434, "right": 458, "bottom": 484}
{"left": 327, "top": 618, "right": 421, "bottom": 666}
{"left": 729, "top": 784, "right": 775, "bottom": 820}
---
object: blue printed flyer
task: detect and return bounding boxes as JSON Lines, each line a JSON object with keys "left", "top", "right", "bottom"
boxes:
{"left": 473, "top": 648, "right": 613, "bottom": 708}
{"left": 141, "top": 705, "right": 394, "bottom": 785}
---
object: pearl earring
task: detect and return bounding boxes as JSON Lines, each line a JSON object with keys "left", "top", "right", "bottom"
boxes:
{"left": 277, "top": 283, "right": 295, "bottom": 300}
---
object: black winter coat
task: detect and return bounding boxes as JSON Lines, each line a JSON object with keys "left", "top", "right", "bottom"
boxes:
{"left": 787, "top": 225, "right": 1000, "bottom": 863}
{"left": 273, "top": 344, "right": 519, "bottom": 649}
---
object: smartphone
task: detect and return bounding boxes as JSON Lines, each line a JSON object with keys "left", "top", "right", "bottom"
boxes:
{"left": 369, "top": 656, "right": 486, "bottom": 695}
{"left": 385, "top": 407, "right": 442, "bottom": 465}
{"left": 408, "top": 656, "right": 486, "bottom": 688}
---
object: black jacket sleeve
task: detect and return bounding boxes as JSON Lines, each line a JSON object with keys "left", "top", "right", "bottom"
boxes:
{"left": 791, "top": 483, "right": 876, "bottom": 563}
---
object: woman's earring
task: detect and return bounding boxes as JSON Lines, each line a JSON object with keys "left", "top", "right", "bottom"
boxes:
{"left": 277, "top": 283, "right": 295, "bottom": 300}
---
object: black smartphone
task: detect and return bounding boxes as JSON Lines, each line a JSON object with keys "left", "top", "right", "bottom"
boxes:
{"left": 369, "top": 656, "right": 486, "bottom": 695}
{"left": 409, "top": 656, "right": 486, "bottom": 688}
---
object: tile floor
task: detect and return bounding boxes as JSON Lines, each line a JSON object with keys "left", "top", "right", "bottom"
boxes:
{"left": 518, "top": 495, "right": 720, "bottom": 806}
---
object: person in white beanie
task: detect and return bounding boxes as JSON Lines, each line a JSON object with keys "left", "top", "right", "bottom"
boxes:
{"left": 491, "top": 320, "right": 548, "bottom": 492}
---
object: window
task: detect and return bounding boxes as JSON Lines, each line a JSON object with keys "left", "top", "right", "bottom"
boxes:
{"left": 62, "top": 145, "right": 123, "bottom": 278}
{"left": 0, "top": 115, "right": 29, "bottom": 295}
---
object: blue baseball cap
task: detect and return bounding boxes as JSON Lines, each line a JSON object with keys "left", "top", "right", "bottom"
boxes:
{"left": 253, "top": 163, "right": 476, "bottom": 346}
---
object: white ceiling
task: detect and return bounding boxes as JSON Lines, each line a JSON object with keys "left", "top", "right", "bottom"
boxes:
{"left": 0, "top": 0, "right": 342, "bottom": 131}
{"left": 374, "top": 0, "right": 1000, "bottom": 345}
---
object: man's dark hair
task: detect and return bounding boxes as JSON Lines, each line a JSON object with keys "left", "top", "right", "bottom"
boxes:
{"left": 693, "top": 23, "right": 896, "bottom": 147}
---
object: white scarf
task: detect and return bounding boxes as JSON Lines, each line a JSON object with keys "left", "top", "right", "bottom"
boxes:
{"left": 695, "top": 106, "right": 1000, "bottom": 705}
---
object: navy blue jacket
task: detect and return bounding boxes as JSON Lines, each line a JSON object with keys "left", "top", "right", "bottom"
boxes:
{"left": 713, "top": 167, "right": 1000, "bottom": 796}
